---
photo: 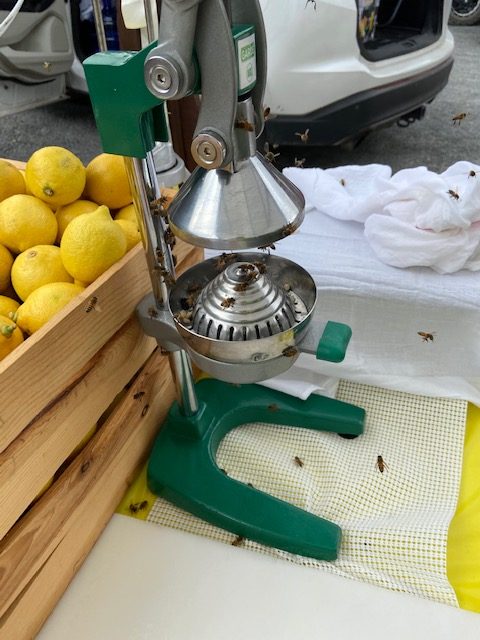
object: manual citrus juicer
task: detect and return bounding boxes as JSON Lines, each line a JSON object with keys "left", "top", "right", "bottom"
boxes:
{"left": 84, "top": 0, "right": 365, "bottom": 561}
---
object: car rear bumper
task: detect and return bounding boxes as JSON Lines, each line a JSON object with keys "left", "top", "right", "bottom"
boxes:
{"left": 263, "top": 56, "right": 454, "bottom": 147}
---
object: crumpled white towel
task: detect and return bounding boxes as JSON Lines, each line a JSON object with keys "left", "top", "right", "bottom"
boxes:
{"left": 284, "top": 161, "right": 480, "bottom": 273}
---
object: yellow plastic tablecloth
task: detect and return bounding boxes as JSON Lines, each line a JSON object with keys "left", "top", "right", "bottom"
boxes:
{"left": 447, "top": 403, "right": 480, "bottom": 612}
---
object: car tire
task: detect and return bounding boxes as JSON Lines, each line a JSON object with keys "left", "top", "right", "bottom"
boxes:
{"left": 449, "top": 1, "right": 480, "bottom": 25}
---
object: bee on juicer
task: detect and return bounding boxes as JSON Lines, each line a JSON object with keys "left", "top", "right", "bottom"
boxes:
{"left": 164, "top": 227, "right": 176, "bottom": 247}
{"left": 235, "top": 119, "right": 255, "bottom": 132}
{"left": 295, "top": 128, "right": 310, "bottom": 144}
{"left": 147, "top": 306, "right": 159, "bottom": 319}
{"left": 282, "top": 346, "right": 298, "bottom": 358}
{"left": 447, "top": 188, "right": 460, "bottom": 201}
{"left": 294, "top": 456, "right": 304, "bottom": 468}
{"left": 174, "top": 309, "right": 193, "bottom": 326}
{"left": 452, "top": 112, "right": 468, "bottom": 125}
{"left": 253, "top": 261, "right": 267, "bottom": 274}
{"left": 221, "top": 297, "right": 236, "bottom": 309}
{"left": 375, "top": 455, "right": 388, "bottom": 474}
{"left": 258, "top": 243, "right": 276, "bottom": 253}
{"left": 281, "top": 222, "right": 297, "bottom": 238}
{"left": 234, "top": 281, "right": 251, "bottom": 292}
{"left": 417, "top": 331, "right": 436, "bottom": 343}
{"left": 214, "top": 252, "right": 238, "bottom": 272}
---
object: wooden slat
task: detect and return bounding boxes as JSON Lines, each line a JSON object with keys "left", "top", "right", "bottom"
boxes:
{"left": 0, "top": 318, "right": 156, "bottom": 541}
{"left": 0, "top": 240, "right": 201, "bottom": 454}
{"left": 0, "top": 348, "right": 175, "bottom": 634}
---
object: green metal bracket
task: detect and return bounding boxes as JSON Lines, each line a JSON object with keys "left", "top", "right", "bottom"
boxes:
{"left": 147, "top": 378, "right": 365, "bottom": 561}
{"left": 83, "top": 44, "right": 169, "bottom": 158}
{"left": 317, "top": 321, "right": 352, "bottom": 363}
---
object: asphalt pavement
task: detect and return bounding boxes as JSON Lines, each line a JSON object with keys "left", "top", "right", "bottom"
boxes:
{"left": 0, "top": 26, "right": 478, "bottom": 172}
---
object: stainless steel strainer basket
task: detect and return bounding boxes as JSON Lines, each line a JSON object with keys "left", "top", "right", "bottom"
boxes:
{"left": 169, "top": 251, "right": 317, "bottom": 366}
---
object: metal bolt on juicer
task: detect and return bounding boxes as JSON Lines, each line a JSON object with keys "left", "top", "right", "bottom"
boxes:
{"left": 84, "top": 0, "right": 365, "bottom": 561}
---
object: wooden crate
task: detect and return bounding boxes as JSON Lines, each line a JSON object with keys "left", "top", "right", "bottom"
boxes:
{"left": 0, "top": 163, "right": 202, "bottom": 638}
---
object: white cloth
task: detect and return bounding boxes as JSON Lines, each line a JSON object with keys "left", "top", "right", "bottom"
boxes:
{"left": 284, "top": 162, "right": 480, "bottom": 274}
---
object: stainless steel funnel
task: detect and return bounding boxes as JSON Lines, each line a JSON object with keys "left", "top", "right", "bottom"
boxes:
{"left": 168, "top": 98, "right": 305, "bottom": 250}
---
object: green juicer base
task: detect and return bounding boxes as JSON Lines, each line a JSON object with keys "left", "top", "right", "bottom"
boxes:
{"left": 147, "top": 378, "right": 365, "bottom": 561}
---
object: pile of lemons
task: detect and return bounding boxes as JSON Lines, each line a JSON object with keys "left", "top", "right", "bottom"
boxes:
{"left": 0, "top": 147, "right": 143, "bottom": 361}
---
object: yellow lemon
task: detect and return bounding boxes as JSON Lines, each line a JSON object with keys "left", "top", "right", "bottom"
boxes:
{"left": 16, "top": 282, "right": 85, "bottom": 334}
{"left": 0, "top": 195, "right": 58, "bottom": 253}
{"left": 55, "top": 199, "right": 101, "bottom": 243}
{"left": 11, "top": 245, "right": 73, "bottom": 301}
{"left": 114, "top": 219, "right": 141, "bottom": 252}
{"left": 0, "top": 160, "right": 26, "bottom": 202}
{"left": 19, "top": 169, "right": 32, "bottom": 195}
{"left": 0, "top": 295, "right": 20, "bottom": 319}
{"left": 85, "top": 153, "right": 132, "bottom": 209}
{"left": 114, "top": 203, "right": 137, "bottom": 224}
{"left": 25, "top": 146, "right": 86, "bottom": 208}
{"left": 0, "top": 244, "right": 13, "bottom": 292}
{"left": 0, "top": 314, "right": 23, "bottom": 360}
{"left": 60, "top": 205, "right": 127, "bottom": 284}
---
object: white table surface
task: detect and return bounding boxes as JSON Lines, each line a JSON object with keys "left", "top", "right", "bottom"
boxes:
{"left": 37, "top": 514, "right": 480, "bottom": 640}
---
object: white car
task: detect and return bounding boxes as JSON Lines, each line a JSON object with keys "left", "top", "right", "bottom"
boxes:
{"left": 0, "top": 0, "right": 454, "bottom": 148}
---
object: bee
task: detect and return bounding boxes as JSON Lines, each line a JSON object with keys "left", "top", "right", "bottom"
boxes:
{"left": 469, "top": 169, "right": 477, "bottom": 178}
{"left": 447, "top": 188, "right": 460, "bottom": 201}
{"left": 247, "top": 482, "right": 254, "bottom": 488}
{"left": 164, "top": 227, "right": 176, "bottom": 247}
{"left": 234, "top": 281, "right": 250, "bottom": 292}
{"left": 417, "top": 331, "right": 436, "bottom": 343}
{"left": 294, "top": 456, "right": 304, "bottom": 468}
{"left": 187, "top": 282, "right": 203, "bottom": 294}
{"left": 295, "top": 128, "right": 310, "bottom": 144}
{"left": 452, "top": 112, "right": 468, "bottom": 125}
{"left": 84, "top": 296, "right": 101, "bottom": 313}
{"left": 253, "top": 261, "right": 267, "bottom": 274}
{"left": 161, "top": 271, "right": 176, "bottom": 287}
{"left": 375, "top": 455, "right": 388, "bottom": 474}
{"left": 294, "top": 157, "right": 306, "bottom": 168}
{"left": 283, "top": 283, "right": 291, "bottom": 292}
{"left": 281, "top": 222, "right": 297, "bottom": 238}
{"left": 232, "top": 535, "right": 245, "bottom": 547}
{"left": 133, "top": 391, "right": 145, "bottom": 400}
{"left": 282, "top": 346, "right": 298, "bottom": 358}
{"left": 147, "top": 306, "right": 159, "bottom": 319}
{"left": 340, "top": 178, "right": 346, "bottom": 187}
{"left": 214, "top": 252, "right": 238, "bottom": 272}
{"left": 263, "top": 142, "right": 280, "bottom": 164}
{"left": 150, "top": 195, "right": 169, "bottom": 217}
{"left": 174, "top": 309, "right": 193, "bottom": 326}
{"left": 235, "top": 119, "right": 255, "bottom": 132}
{"left": 220, "top": 468, "right": 228, "bottom": 474}
{"left": 263, "top": 106, "right": 271, "bottom": 120}
{"left": 305, "top": 0, "right": 317, "bottom": 8}
{"left": 141, "top": 404, "right": 150, "bottom": 417}
{"left": 268, "top": 403, "right": 279, "bottom": 412}
{"left": 221, "top": 297, "right": 236, "bottom": 309}
{"left": 129, "top": 500, "right": 148, "bottom": 514}
{"left": 258, "top": 243, "right": 276, "bottom": 253}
